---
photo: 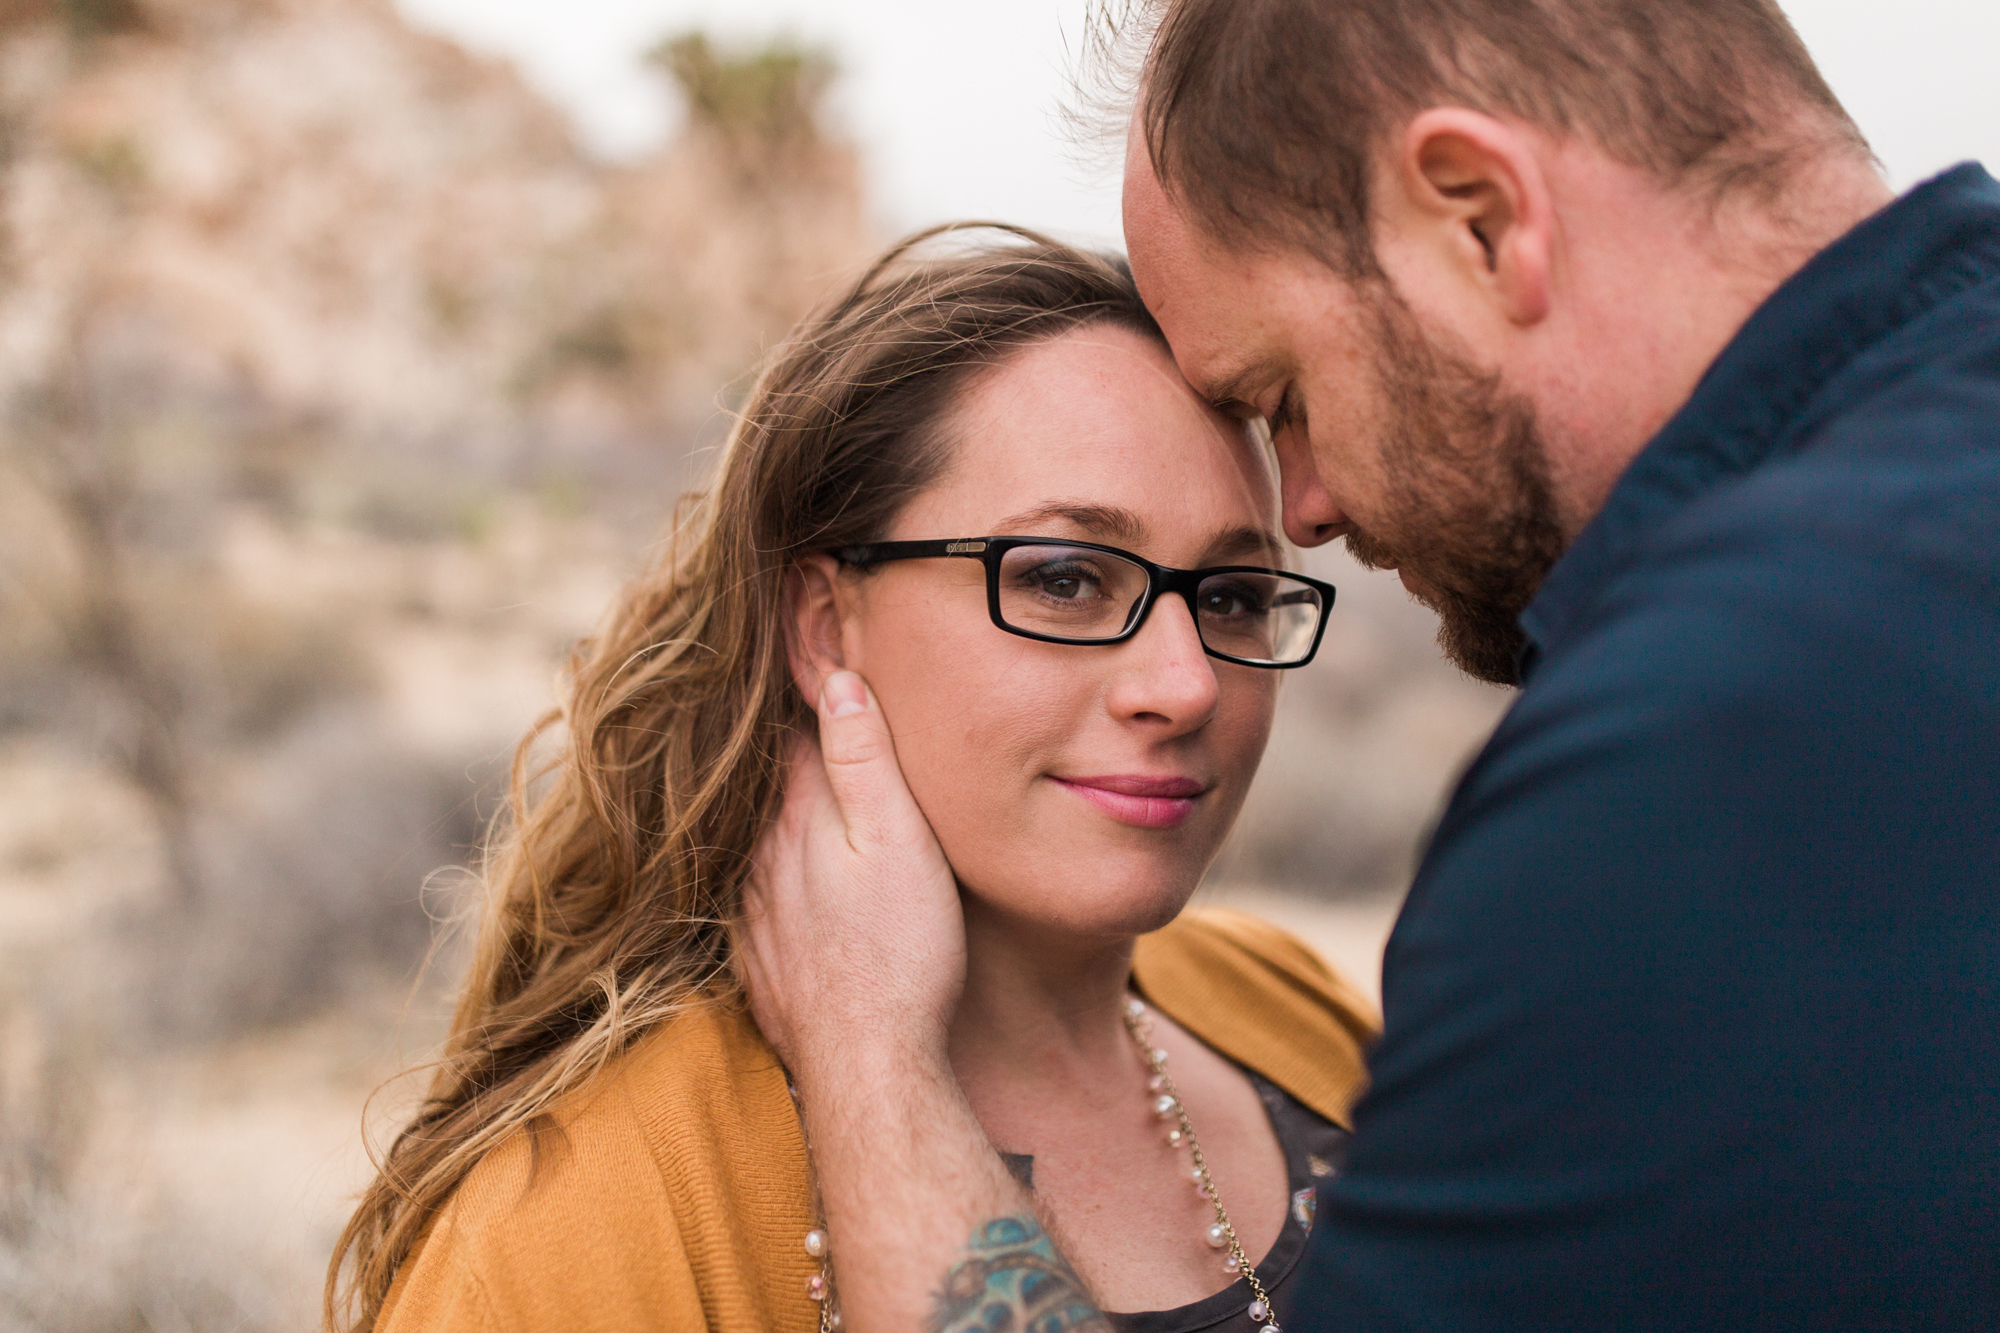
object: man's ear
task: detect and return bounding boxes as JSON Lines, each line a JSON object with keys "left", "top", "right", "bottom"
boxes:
{"left": 1392, "top": 108, "right": 1554, "bottom": 326}
{"left": 784, "top": 553, "right": 850, "bottom": 709}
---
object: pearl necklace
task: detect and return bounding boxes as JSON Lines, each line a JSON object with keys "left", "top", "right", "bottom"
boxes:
{"left": 1123, "top": 995, "right": 1281, "bottom": 1330}
{"left": 796, "top": 995, "right": 1281, "bottom": 1332}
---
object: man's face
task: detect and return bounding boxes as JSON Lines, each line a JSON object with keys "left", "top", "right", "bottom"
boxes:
{"left": 1123, "top": 152, "right": 1567, "bottom": 686}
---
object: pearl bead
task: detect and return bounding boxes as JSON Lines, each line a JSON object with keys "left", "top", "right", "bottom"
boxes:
{"left": 803, "top": 1229, "right": 828, "bottom": 1258}
{"left": 1190, "top": 1166, "right": 1205, "bottom": 1183}
{"left": 1125, "top": 997, "right": 1145, "bottom": 1018}
{"left": 1248, "top": 1298, "right": 1270, "bottom": 1321}
{"left": 1224, "top": 1254, "right": 1242, "bottom": 1273}
{"left": 829, "top": 1315, "right": 843, "bottom": 1331}
{"left": 1153, "top": 1094, "right": 1178, "bottom": 1119}
{"left": 1205, "top": 1222, "right": 1229, "bottom": 1248}
{"left": 1151, "top": 1048, "right": 1169, "bottom": 1065}
{"left": 1166, "top": 1128, "right": 1184, "bottom": 1146}
{"left": 806, "top": 1275, "right": 828, "bottom": 1302}
{"left": 1147, "top": 1073, "right": 1167, "bottom": 1093}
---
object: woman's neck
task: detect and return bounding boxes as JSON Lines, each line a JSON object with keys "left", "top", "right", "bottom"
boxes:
{"left": 947, "top": 896, "right": 1139, "bottom": 1098}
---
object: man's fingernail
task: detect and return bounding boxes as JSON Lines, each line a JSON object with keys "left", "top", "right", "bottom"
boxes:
{"left": 822, "top": 671, "right": 868, "bottom": 718}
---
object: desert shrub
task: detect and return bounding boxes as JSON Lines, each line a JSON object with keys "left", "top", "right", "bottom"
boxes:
{"left": 1, "top": 997, "right": 284, "bottom": 1333}
{"left": 1, "top": 1124, "right": 285, "bottom": 1333}
{"left": 124, "top": 707, "right": 489, "bottom": 1041}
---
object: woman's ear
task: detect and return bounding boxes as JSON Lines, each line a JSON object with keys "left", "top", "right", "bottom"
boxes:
{"left": 784, "top": 553, "right": 850, "bottom": 709}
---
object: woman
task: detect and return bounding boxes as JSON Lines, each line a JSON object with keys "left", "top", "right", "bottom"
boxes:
{"left": 328, "top": 226, "right": 1378, "bottom": 1333}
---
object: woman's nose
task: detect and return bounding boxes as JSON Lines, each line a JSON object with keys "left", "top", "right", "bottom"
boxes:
{"left": 1104, "top": 593, "right": 1222, "bottom": 732}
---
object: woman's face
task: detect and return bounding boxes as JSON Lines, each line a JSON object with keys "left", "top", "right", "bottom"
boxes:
{"left": 794, "top": 323, "right": 1285, "bottom": 940}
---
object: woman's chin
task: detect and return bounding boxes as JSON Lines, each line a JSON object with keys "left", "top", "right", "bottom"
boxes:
{"left": 964, "top": 865, "right": 1203, "bottom": 942}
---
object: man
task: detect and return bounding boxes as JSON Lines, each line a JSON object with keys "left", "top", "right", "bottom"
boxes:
{"left": 738, "top": 1, "right": 2000, "bottom": 1328}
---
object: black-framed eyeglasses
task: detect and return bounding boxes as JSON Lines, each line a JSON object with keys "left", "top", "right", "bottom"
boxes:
{"left": 835, "top": 536, "right": 1336, "bottom": 669}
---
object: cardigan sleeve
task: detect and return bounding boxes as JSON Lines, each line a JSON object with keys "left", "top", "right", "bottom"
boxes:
{"left": 375, "top": 1098, "right": 707, "bottom": 1333}
{"left": 375, "top": 1216, "right": 506, "bottom": 1333}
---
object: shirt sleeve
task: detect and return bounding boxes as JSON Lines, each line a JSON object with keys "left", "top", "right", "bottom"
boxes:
{"left": 1290, "top": 492, "right": 2000, "bottom": 1330}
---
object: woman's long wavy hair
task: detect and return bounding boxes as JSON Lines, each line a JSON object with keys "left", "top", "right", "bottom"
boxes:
{"left": 325, "top": 223, "right": 1164, "bottom": 1330}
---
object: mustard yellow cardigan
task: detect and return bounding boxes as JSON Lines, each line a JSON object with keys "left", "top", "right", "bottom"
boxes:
{"left": 376, "top": 908, "right": 1381, "bottom": 1332}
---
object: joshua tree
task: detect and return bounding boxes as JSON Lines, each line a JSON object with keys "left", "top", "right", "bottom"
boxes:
{"left": 650, "top": 31, "right": 838, "bottom": 192}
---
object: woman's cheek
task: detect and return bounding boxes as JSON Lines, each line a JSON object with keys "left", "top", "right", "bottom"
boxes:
{"left": 1215, "top": 678, "right": 1280, "bottom": 806}
{"left": 863, "top": 617, "right": 1045, "bottom": 858}
{"left": 901, "top": 709, "right": 1049, "bottom": 904}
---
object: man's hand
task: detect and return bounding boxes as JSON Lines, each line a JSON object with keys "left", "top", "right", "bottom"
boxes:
{"left": 735, "top": 670, "right": 1106, "bottom": 1331}
{"left": 737, "top": 669, "right": 966, "bottom": 1079}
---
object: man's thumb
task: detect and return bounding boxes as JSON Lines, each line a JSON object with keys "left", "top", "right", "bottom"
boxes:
{"left": 816, "top": 671, "right": 908, "bottom": 838}
{"left": 816, "top": 664, "right": 904, "bottom": 788}
{"left": 820, "top": 669, "right": 872, "bottom": 723}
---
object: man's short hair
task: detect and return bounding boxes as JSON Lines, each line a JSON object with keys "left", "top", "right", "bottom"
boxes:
{"left": 1136, "top": 0, "right": 1869, "bottom": 275}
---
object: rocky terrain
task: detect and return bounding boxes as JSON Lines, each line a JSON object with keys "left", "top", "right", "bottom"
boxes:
{"left": 0, "top": 0, "right": 870, "bottom": 438}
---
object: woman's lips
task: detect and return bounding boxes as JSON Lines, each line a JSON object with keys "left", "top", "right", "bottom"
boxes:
{"left": 1050, "top": 774, "right": 1207, "bottom": 830}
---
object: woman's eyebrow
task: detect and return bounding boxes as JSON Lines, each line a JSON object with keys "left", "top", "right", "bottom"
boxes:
{"left": 989, "top": 507, "right": 1282, "bottom": 565}
{"left": 993, "top": 501, "right": 1146, "bottom": 545}
{"left": 1206, "top": 525, "right": 1286, "bottom": 564}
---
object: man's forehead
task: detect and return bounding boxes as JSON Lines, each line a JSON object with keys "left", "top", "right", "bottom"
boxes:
{"left": 1122, "top": 149, "right": 1198, "bottom": 303}
{"left": 1145, "top": 284, "right": 1289, "bottom": 410}
{"left": 1123, "top": 150, "right": 1293, "bottom": 404}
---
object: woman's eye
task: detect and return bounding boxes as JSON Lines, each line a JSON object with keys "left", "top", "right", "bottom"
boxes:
{"left": 1202, "top": 583, "right": 1270, "bottom": 617}
{"left": 1030, "top": 564, "right": 1099, "bottom": 599}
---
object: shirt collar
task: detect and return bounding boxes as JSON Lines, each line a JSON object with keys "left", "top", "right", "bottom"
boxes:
{"left": 1518, "top": 161, "right": 2000, "bottom": 676}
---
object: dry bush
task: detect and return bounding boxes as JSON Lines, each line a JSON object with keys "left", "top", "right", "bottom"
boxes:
{"left": 0, "top": 701, "right": 489, "bottom": 1327}
{"left": 1, "top": 393, "right": 485, "bottom": 1037}
{"left": 0, "top": 1004, "right": 94, "bottom": 1251}
{"left": 124, "top": 708, "right": 487, "bottom": 1040}
{"left": 2, "top": 1239, "right": 276, "bottom": 1333}
{"left": 0, "top": 1008, "right": 288, "bottom": 1333}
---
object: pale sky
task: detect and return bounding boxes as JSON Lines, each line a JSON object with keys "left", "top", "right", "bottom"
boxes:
{"left": 394, "top": 0, "right": 2000, "bottom": 247}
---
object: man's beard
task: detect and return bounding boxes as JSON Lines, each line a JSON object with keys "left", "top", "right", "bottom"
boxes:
{"left": 1342, "top": 290, "right": 1569, "bottom": 687}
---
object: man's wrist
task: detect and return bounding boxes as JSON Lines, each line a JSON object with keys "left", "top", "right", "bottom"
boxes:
{"left": 792, "top": 1027, "right": 954, "bottom": 1112}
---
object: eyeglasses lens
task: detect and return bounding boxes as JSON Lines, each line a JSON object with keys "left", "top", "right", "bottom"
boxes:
{"left": 1194, "top": 572, "right": 1323, "bottom": 665}
{"left": 996, "top": 545, "right": 1150, "bottom": 641}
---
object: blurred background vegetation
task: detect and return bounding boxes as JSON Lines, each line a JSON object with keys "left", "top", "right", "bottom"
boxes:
{"left": 0, "top": 1, "right": 1505, "bottom": 1328}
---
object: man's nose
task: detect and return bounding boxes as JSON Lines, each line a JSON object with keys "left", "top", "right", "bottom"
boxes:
{"left": 1275, "top": 429, "right": 1351, "bottom": 548}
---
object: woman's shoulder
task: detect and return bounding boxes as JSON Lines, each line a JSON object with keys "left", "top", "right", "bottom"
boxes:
{"left": 1132, "top": 906, "right": 1382, "bottom": 1128}
{"left": 377, "top": 998, "right": 820, "bottom": 1333}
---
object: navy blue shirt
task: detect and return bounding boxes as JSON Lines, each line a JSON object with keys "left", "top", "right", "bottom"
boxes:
{"left": 1294, "top": 164, "right": 2000, "bottom": 1331}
